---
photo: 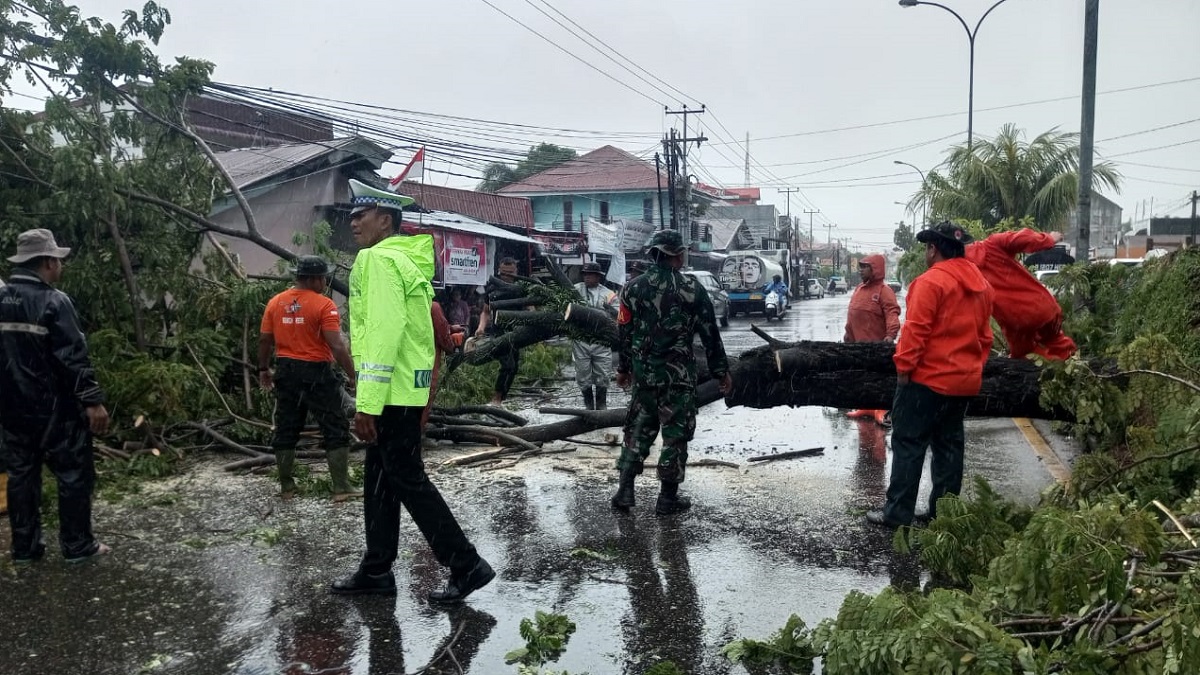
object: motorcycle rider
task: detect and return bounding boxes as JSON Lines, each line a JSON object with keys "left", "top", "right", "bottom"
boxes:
{"left": 763, "top": 274, "right": 789, "bottom": 307}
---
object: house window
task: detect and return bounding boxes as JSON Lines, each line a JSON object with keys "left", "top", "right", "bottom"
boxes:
{"left": 643, "top": 198, "right": 654, "bottom": 223}
{"left": 599, "top": 201, "right": 610, "bottom": 223}
{"left": 563, "top": 200, "right": 573, "bottom": 230}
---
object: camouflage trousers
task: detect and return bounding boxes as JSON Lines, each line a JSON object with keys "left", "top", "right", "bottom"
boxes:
{"left": 617, "top": 383, "right": 697, "bottom": 483}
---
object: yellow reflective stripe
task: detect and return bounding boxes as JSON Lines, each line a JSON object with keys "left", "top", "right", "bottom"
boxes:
{"left": 361, "top": 362, "right": 395, "bottom": 372}
{"left": 0, "top": 322, "right": 48, "bottom": 336}
{"left": 358, "top": 374, "right": 392, "bottom": 384}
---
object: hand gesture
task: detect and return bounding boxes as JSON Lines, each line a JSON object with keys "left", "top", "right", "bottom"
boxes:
{"left": 719, "top": 373, "right": 733, "bottom": 396}
{"left": 86, "top": 405, "right": 110, "bottom": 436}
{"left": 354, "top": 412, "right": 379, "bottom": 444}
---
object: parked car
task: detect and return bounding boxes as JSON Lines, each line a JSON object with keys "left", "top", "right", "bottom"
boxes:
{"left": 802, "top": 278, "right": 825, "bottom": 299}
{"left": 828, "top": 275, "right": 850, "bottom": 294}
{"left": 885, "top": 280, "right": 902, "bottom": 294}
{"left": 685, "top": 270, "right": 730, "bottom": 327}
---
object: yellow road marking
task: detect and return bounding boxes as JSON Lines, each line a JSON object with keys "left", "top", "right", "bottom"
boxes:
{"left": 1012, "top": 418, "right": 1070, "bottom": 484}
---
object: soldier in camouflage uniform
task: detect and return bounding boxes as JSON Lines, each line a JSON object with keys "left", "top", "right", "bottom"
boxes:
{"left": 613, "top": 230, "right": 733, "bottom": 515}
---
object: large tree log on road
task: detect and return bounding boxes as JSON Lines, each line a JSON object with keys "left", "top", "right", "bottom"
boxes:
{"left": 564, "top": 303, "right": 619, "bottom": 348}
{"left": 727, "top": 341, "right": 1073, "bottom": 420}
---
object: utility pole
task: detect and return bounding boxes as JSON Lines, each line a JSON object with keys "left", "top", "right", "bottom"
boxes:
{"left": 744, "top": 132, "right": 751, "bottom": 187}
{"left": 665, "top": 106, "right": 707, "bottom": 248}
{"left": 779, "top": 187, "right": 799, "bottom": 252}
{"left": 823, "top": 222, "right": 837, "bottom": 246}
{"left": 1076, "top": 0, "right": 1099, "bottom": 260}
{"left": 661, "top": 130, "right": 679, "bottom": 231}
{"left": 1191, "top": 190, "right": 1198, "bottom": 248}
{"left": 803, "top": 210, "right": 819, "bottom": 278}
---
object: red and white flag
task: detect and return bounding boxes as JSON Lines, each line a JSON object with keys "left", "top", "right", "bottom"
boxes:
{"left": 388, "top": 147, "right": 425, "bottom": 192}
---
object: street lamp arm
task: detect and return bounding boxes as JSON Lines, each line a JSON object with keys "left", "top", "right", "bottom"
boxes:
{"left": 907, "top": 1, "right": 973, "bottom": 42}
{"left": 975, "top": 0, "right": 1014, "bottom": 38}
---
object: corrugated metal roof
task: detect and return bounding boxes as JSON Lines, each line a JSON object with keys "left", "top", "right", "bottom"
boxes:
{"left": 399, "top": 181, "right": 533, "bottom": 229}
{"left": 497, "top": 145, "right": 666, "bottom": 194}
{"left": 404, "top": 211, "right": 539, "bottom": 245}
{"left": 213, "top": 138, "right": 388, "bottom": 190}
{"left": 702, "top": 218, "right": 751, "bottom": 250}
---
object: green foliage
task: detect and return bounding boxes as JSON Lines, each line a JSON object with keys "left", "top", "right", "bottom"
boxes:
{"left": 478, "top": 143, "right": 578, "bottom": 193}
{"left": 721, "top": 614, "right": 817, "bottom": 674}
{"left": 505, "top": 611, "right": 577, "bottom": 668}
{"left": 897, "top": 477, "right": 1031, "bottom": 586}
{"left": 983, "top": 497, "right": 1163, "bottom": 615}
{"left": 913, "top": 124, "right": 1121, "bottom": 228}
{"left": 892, "top": 220, "right": 916, "bottom": 252}
{"left": 436, "top": 343, "right": 569, "bottom": 407}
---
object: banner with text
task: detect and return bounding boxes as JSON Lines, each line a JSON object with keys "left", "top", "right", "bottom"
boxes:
{"left": 441, "top": 232, "right": 489, "bottom": 285}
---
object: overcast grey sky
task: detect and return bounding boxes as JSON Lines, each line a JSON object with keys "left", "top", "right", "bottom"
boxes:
{"left": 41, "top": 1, "right": 1200, "bottom": 251}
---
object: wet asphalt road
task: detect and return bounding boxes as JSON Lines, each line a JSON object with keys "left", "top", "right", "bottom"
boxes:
{"left": 0, "top": 293, "right": 1065, "bottom": 675}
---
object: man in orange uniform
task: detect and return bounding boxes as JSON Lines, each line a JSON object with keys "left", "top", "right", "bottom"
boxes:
{"left": 867, "top": 222, "right": 994, "bottom": 528}
{"left": 259, "top": 255, "right": 359, "bottom": 501}
{"left": 966, "top": 228, "right": 1075, "bottom": 360}
{"left": 844, "top": 253, "right": 902, "bottom": 425}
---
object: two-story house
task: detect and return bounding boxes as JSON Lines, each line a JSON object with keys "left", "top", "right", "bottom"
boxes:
{"left": 498, "top": 145, "right": 709, "bottom": 232}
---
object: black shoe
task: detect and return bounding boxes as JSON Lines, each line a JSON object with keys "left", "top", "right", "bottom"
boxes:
{"left": 331, "top": 571, "right": 397, "bottom": 596}
{"left": 655, "top": 481, "right": 692, "bottom": 516}
{"left": 428, "top": 558, "right": 496, "bottom": 604}
{"left": 581, "top": 386, "right": 595, "bottom": 410}
{"left": 595, "top": 387, "right": 608, "bottom": 410}
{"left": 12, "top": 543, "right": 46, "bottom": 565}
{"left": 865, "top": 510, "right": 905, "bottom": 528}
{"left": 610, "top": 468, "right": 637, "bottom": 510}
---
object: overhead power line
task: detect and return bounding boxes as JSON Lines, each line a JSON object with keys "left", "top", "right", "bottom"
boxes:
{"left": 475, "top": 0, "right": 665, "bottom": 107}
{"left": 707, "top": 75, "right": 1200, "bottom": 146}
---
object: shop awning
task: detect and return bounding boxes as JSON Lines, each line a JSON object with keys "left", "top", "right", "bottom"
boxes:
{"left": 403, "top": 210, "right": 539, "bottom": 245}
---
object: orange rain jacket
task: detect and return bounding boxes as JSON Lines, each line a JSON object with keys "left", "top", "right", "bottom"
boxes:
{"left": 844, "top": 254, "right": 901, "bottom": 343}
{"left": 893, "top": 257, "right": 994, "bottom": 397}
{"left": 965, "top": 228, "right": 1062, "bottom": 334}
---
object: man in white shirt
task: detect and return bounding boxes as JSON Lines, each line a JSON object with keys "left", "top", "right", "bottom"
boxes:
{"left": 572, "top": 262, "right": 618, "bottom": 409}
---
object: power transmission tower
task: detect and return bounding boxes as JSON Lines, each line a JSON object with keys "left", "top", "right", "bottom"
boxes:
{"left": 665, "top": 106, "right": 707, "bottom": 247}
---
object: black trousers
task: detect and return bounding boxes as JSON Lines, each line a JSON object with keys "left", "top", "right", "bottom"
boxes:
{"left": 494, "top": 348, "right": 521, "bottom": 399}
{"left": 3, "top": 411, "right": 98, "bottom": 559}
{"left": 359, "top": 406, "right": 479, "bottom": 577}
{"left": 272, "top": 358, "right": 351, "bottom": 450}
{"left": 883, "top": 382, "right": 970, "bottom": 526}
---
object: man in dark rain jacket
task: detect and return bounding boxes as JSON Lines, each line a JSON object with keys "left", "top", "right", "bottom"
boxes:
{"left": 0, "top": 229, "right": 111, "bottom": 563}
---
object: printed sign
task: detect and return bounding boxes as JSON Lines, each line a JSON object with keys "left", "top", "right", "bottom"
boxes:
{"left": 441, "top": 232, "right": 489, "bottom": 285}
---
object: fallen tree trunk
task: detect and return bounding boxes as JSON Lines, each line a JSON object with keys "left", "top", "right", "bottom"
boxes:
{"left": 564, "top": 304, "right": 619, "bottom": 348}
{"left": 728, "top": 341, "right": 1073, "bottom": 420}
{"left": 449, "top": 324, "right": 561, "bottom": 371}
{"left": 489, "top": 296, "right": 536, "bottom": 311}
{"left": 433, "top": 405, "right": 528, "bottom": 426}
{"left": 494, "top": 310, "right": 569, "bottom": 331}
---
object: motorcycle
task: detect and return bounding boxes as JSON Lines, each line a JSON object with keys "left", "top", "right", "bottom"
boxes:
{"left": 764, "top": 289, "right": 788, "bottom": 321}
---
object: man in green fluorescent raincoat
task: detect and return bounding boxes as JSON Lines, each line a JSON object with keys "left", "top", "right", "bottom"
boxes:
{"left": 330, "top": 179, "right": 495, "bottom": 604}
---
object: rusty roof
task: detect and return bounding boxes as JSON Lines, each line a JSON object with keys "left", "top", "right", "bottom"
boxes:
{"left": 399, "top": 181, "right": 533, "bottom": 230}
{"left": 497, "top": 145, "right": 666, "bottom": 194}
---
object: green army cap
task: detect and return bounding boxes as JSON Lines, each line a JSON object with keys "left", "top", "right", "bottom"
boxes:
{"left": 646, "top": 229, "right": 686, "bottom": 256}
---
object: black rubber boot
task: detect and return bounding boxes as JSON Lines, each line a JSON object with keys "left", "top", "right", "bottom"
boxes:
{"left": 655, "top": 481, "right": 692, "bottom": 516}
{"left": 610, "top": 469, "right": 637, "bottom": 510}
{"left": 595, "top": 387, "right": 608, "bottom": 410}
{"left": 581, "top": 386, "right": 595, "bottom": 410}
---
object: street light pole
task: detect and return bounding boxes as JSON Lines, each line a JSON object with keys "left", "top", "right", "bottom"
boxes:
{"left": 898, "top": 0, "right": 1014, "bottom": 151}
{"left": 893, "top": 160, "right": 928, "bottom": 226}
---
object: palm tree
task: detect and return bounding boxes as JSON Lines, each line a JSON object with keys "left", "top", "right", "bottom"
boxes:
{"left": 911, "top": 124, "right": 1121, "bottom": 230}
